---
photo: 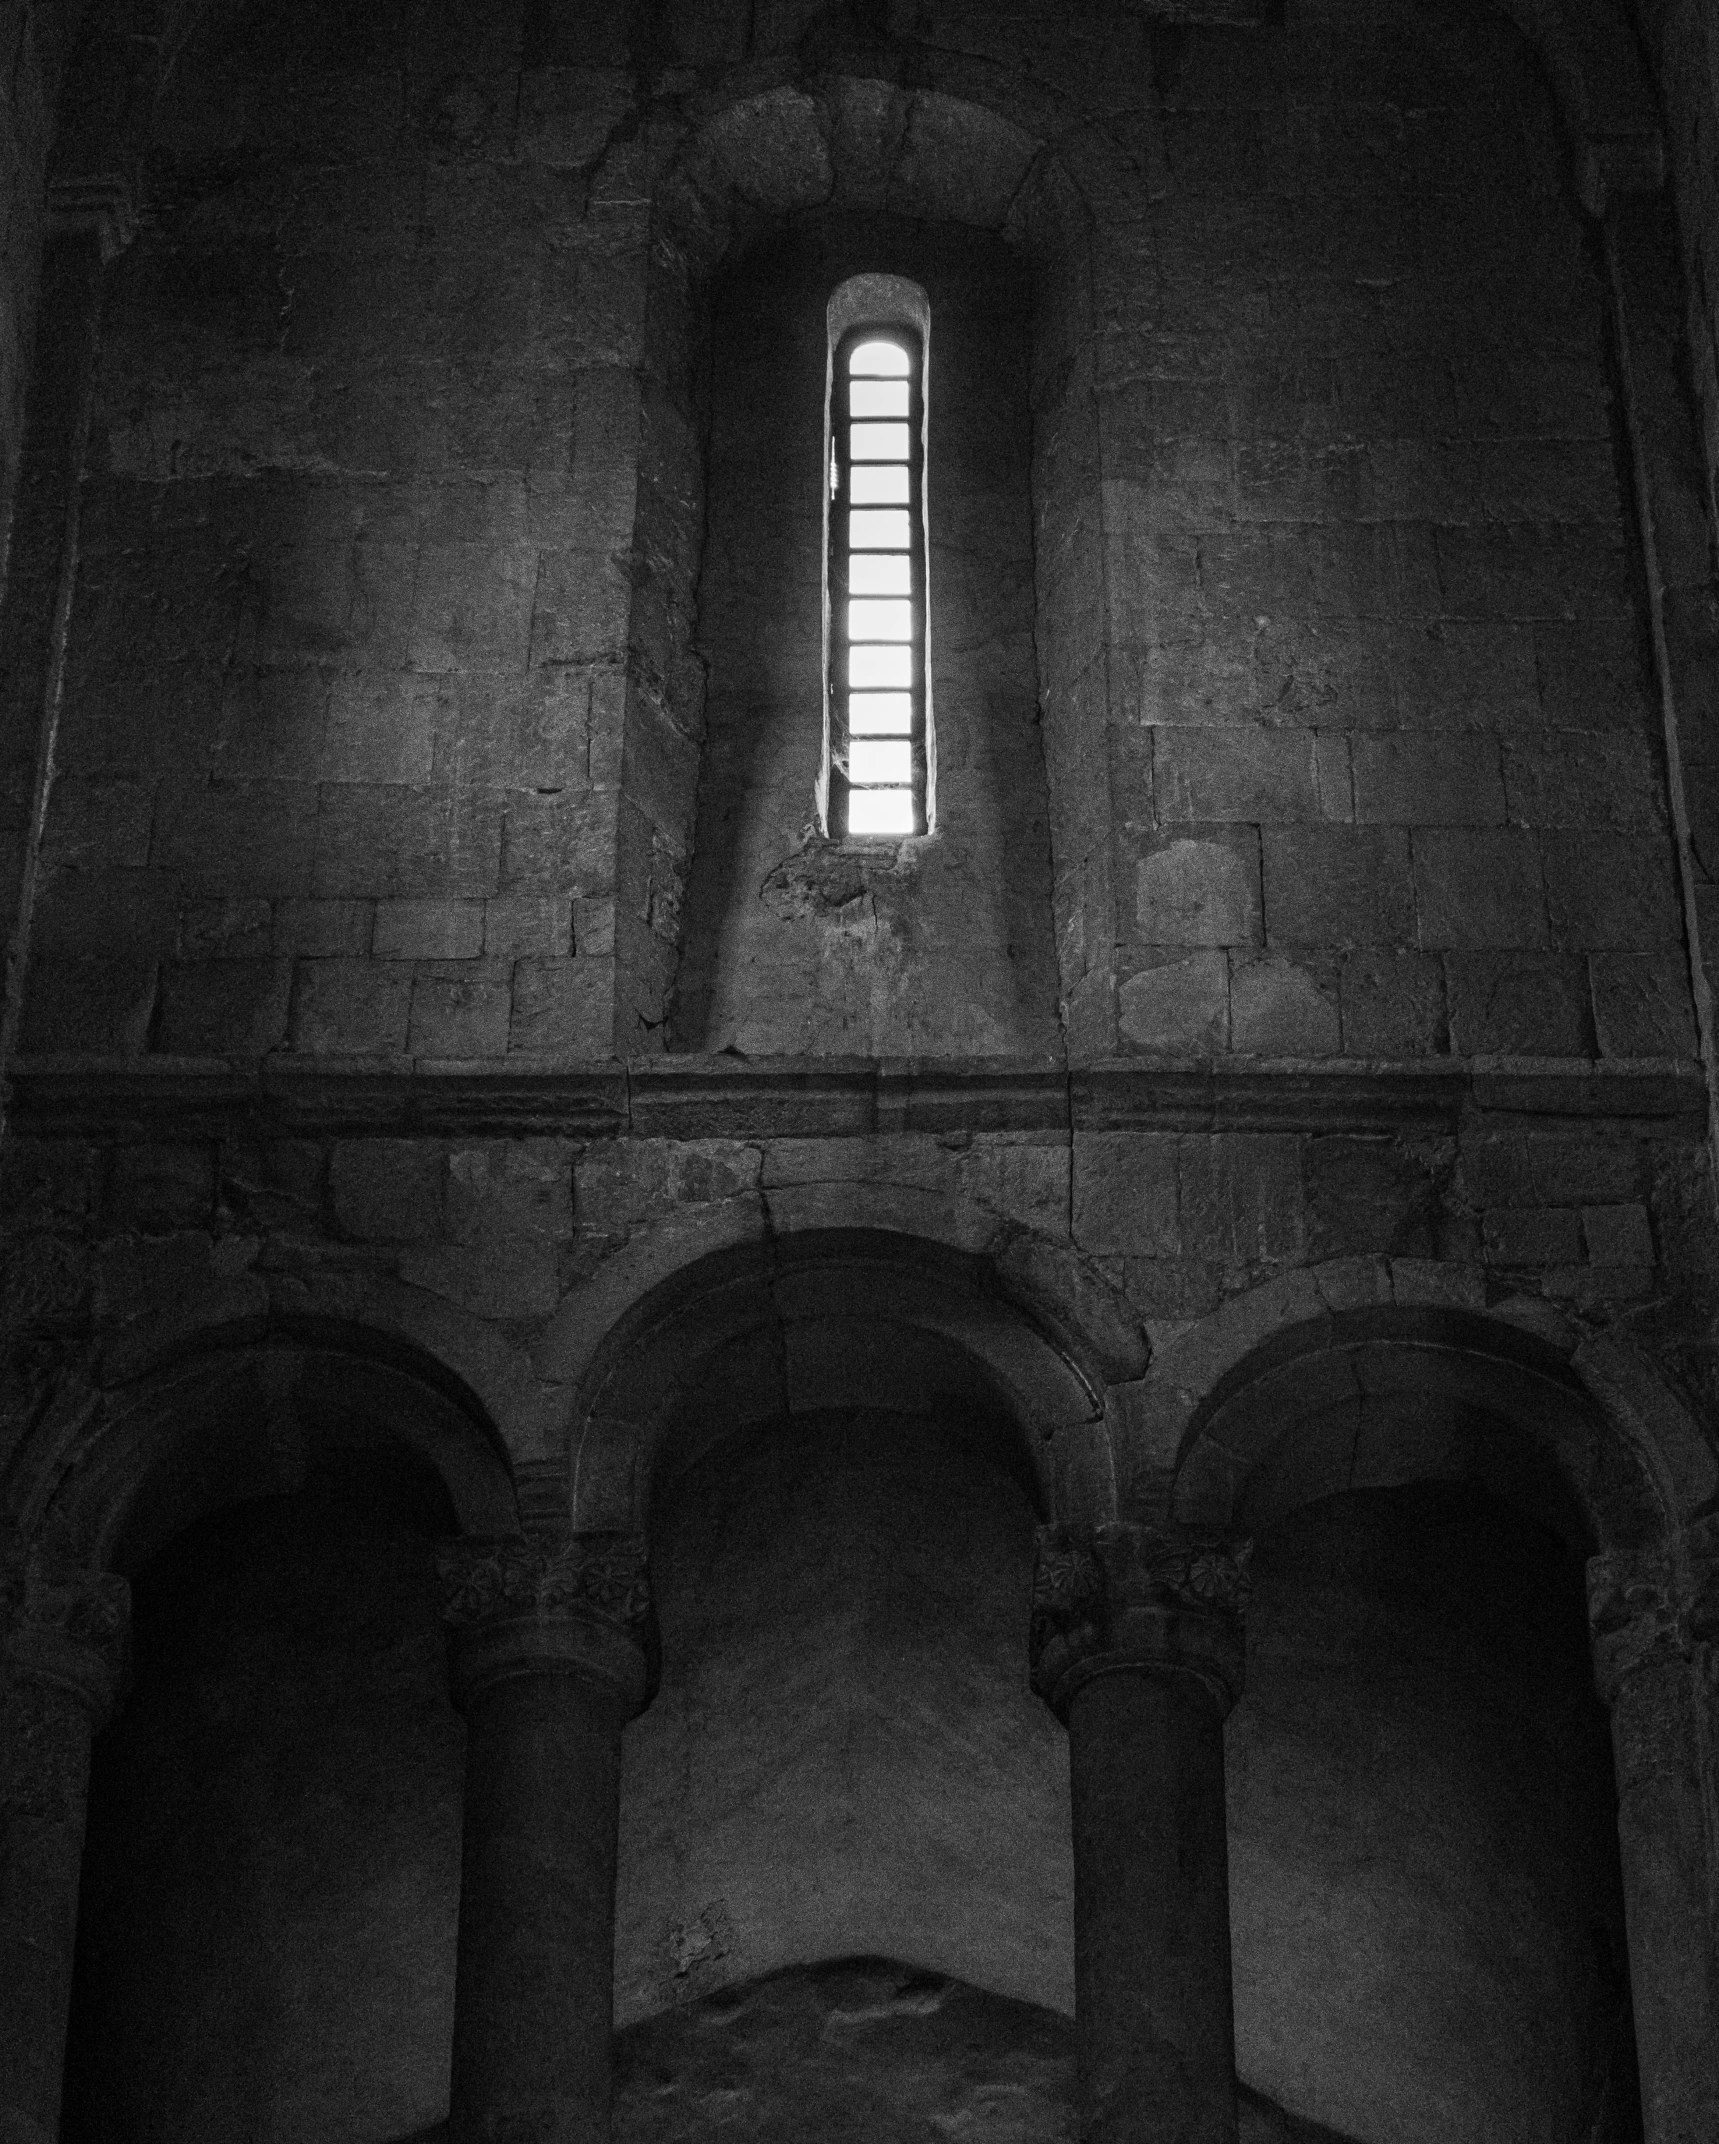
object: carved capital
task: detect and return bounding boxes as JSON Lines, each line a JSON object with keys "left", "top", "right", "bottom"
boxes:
{"left": 1, "top": 1548, "right": 130, "bottom": 1724}
{"left": 437, "top": 1533, "right": 655, "bottom": 1720}
{"left": 1587, "top": 1526, "right": 1719, "bottom": 1786}
{"left": 1587, "top": 1544, "right": 1694, "bottom": 1707}
{"left": 1030, "top": 1522, "right": 1250, "bottom": 1721}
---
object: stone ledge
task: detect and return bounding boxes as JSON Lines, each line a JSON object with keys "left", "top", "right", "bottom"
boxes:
{"left": 4, "top": 1054, "right": 1707, "bottom": 1143}
{"left": 1076, "top": 1058, "right": 1710, "bottom": 1136}
{"left": 1120, "top": 0, "right": 1271, "bottom": 20}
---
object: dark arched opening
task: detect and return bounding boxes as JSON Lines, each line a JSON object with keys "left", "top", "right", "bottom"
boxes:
{"left": 61, "top": 1426, "right": 465, "bottom": 2143}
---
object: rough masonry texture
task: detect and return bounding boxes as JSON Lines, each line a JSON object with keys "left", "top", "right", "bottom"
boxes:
{"left": 3, "top": 2, "right": 1719, "bottom": 2142}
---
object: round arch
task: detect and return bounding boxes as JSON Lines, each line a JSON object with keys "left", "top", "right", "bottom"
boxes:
{"left": 565, "top": 1228, "right": 1118, "bottom": 1537}
{"left": 1143, "top": 1263, "right": 1716, "bottom": 1557}
{"left": 16, "top": 1318, "right": 519, "bottom": 1577}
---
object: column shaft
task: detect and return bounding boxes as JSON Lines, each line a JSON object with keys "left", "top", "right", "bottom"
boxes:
{"left": 450, "top": 1667, "right": 627, "bottom": 2144}
{"left": 1609, "top": 1658, "right": 1719, "bottom": 2144}
{"left": 0, "top": 1673, "right": 98, "bottom": 2144}
{"left": 440, "top": 1535, "right": 654, "bottom": 2144}
{"left": 1068, "top": 1668, "right": 1237, "bottom": 2144}
{"left": 0, "top": 1553, "right": 128, "bottom": 2144}
{"left": 1033, "top": 1523, "right": 1249, "bottom": 2144}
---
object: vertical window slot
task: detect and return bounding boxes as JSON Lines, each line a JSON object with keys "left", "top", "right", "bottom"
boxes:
{"left": 827, "top": 321, "right": 928, "bottom": 841}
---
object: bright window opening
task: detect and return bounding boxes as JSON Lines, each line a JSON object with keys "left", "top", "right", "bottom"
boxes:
{"left": 824, "top": 299, "right": 930, "bottom": 841}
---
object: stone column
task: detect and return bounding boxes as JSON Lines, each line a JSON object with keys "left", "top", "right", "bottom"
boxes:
{"left": 0, "top": 1546, "right": 129, "bottom": 2144}
{"left": 1032, "top": 1522, "right": 1250, "bottom": 2144}
{"left": 1588, "top": 1538, "right": 1719, "bottom": 2144}
{"left": 438, "top": 1533, "right": 655, "bottom": 2144}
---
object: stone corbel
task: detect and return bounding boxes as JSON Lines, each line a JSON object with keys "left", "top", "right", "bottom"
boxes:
{"left": 1030, "top": 1519, "right": 1251, "bottom": 1720}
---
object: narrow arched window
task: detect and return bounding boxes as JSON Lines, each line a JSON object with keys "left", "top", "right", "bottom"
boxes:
{"left": 824, "top": 278, "right": 931, "bottom": 840}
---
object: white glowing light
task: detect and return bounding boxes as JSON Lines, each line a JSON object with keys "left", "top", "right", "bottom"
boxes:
{"left": 850, "top": 379, "right": 909, "bottom": 418}
{"left": 849, "top": 644, "right": 912, "bottom": 689}
{"left": 849, "top": 422, "right": 910, "bottom": 462}
{"left": 849, "top": 554, "right": 911, "bottom": 595}
{"left": 850, "top": 739, "right": 913, "bottom": 786}
{"left": 848, "top": 598, "right": 913, "bottom": 642}
{"left": 849, "top": 692, "right": 913, "bottom": 733}
{"left": 849, "top": 340, "right": 911, "bottom": 376}
{"left": 848, "top": 788, "right": 916, "bottom": 834}
{"left": 849, "top": 464, "right": 910, "bottom": 504}
{"left": 848, "top": 509, "right": 911, "bottom": 549}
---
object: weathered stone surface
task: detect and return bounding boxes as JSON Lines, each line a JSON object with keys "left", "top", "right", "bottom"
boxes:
{"left": 615, "top": 1958, "right": 1366, "bottom": 2142}
{"left": 1230, "top": 959, "right": 1341, "bottom": 1057}
{"left": 1412, "top": 831, "right": 1547, "bottom": 950}
{"left": 1136, "top": 834, "right": 1261, "bottom": 948}
{"left": 3, "top": 9, "right": 1715, "bottom": 2142}
{"left": 671, "top": 220, "right": 1059, "bottom": 1059}
{"left": 1444, "top": 953, "right": 1591, "bottom": 1058}
{"left": 1118, "top": 952, "right": 1230, "bottom": 1052}
{"left": 1263, "top": 829, "right": 1413, "bottom": 951}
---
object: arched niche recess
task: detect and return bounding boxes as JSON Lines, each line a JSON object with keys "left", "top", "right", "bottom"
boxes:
{"left": 1159, "top": 1295, "right": 1713, "bottom": 2144}
{"left": 41, "top": 1321, "right": 508, "bottom": 2144}
{"left": 615, "top": 73, "right": 1133, "bottom": 1054}
{"left": 1168, "top": 1302, "right": 1681, "bottom": 1557}
{"left": 15, "top": 1322, "right": 518, "bottom": 1576}
{"left": 566, "top": 1228, "right": 1117, "bottom": 1537}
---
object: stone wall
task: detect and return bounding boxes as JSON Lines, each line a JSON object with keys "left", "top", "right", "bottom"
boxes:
{"left": 0, "top": 0, "right": 71, "bottom": 577}
{"left": 1637, "top": 0, "right": 1719, "bottom": 523}
{"left": 5, "top": 3, "right": 1718, "bottom": 2138}
{"left": 0, "top": 0, "right": 79, "bottom": 1037}
{"left": 9, "top": 0, "right": 1694, "bottom": 1069}
{"left": 1083, "top": 0, "right": 1683, "bottom": 1062}
{"left": 26, "top": 0, "right": 645, "bottom": 1062}
{"left": 674, "top": 217, "right": 1060, "bottom": 1057}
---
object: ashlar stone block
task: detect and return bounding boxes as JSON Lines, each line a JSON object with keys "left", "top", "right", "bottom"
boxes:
{"left": 1582, "top": 1202, "right": 1655, "bottom": 1266}
{"left": 374, "top": 900, "right": 485, "bottom": 960}
{"left": 1134, "top": 834, "right": 1261, "bottom": 947}
{"left": 1482, "top": 1206, "right": 1584, "bottom": 1265}
{"left": 289, "top": 958, "right": 412, "bottom": 1055}
{"left": 1542, "top": 833, "right": 1682, "bottom": 950}
{"left": 330, "top": 1141, "right": 445, "bottom": 1241}
{"left": 1179, "top": 1134, "right": 1304, "bottom": 1263}
{"left": 1589, "top": 950, "right": 1698, "bottom": 1059}
{"left": 1445, "top": 952, "right": 1591, "bottom": 1057}
{"left": 1264, "top": 826, "right": 1413, "bottom": 948}
{"left": 1230, "top": 957, "right": 1340, "bottom": 1055}
{"left": 155, "top": 959, "right": 292, "bottom": 1056}
{"left": 1351, "top": 734, "right": 1505, "bottom": 826}
{"left": 509, "top": 956, "right": 612, "bottom": 1056}
{"left": 1338, "top": 950, "right": 1448, "bottom": 1057}
{"left": 408, "top": 964, "right": 512, "bottom": 1058}
{"left": 1153, "top": 728, "right": 1321, "bottom": 823}
{"left": 1117, "top": 951, "right": 1229, "bottom": 1052}
{"left": 1413, "top": 830, "right": 1546, "bottom": 949}
{"left": 1072, "top": 1132, "right": 1179, "bottom": 1257}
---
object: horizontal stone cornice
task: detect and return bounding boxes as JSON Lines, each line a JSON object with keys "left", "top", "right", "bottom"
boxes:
{"left": 3, "top": 1054, "right": 1706, "bottom": 1145}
